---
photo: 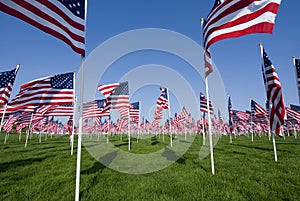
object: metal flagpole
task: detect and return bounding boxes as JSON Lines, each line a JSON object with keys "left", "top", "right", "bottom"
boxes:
{"left": 128, "top": 107, "right": 131, "bottom": 151}
{"left": 260, "top": 43, "right": 277, "bottom": 162}
{"left": 24, "top": 112, "right": 34, "bottom": 148}
{"left": 292, "top": 56, "right": 300, "bottom": 104}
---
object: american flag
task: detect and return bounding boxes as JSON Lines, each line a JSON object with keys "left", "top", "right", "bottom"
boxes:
{"left": 156, "top": 87, "right": 169, "bottom": 109}
{"left": 286, "top": 107, "right": 300, "bottom": 124}
{"left": 98, "top": 82, "right": 120, "bottom": 99}
{"left": 129, "top": 102, "right": 140, "bottom": 122}
{"left": 232, "top": 110, "right": 250, "bottom": 121}
{"left": 0, "top": 66, "right": 19, "bottom": 106}
{"left": 203, "top": 0, "right": 281, "bottom": 50}
{"left": 43, "top": 105, "right": 74, "bottom": 116}
{"left": 200, "top": 92, "right": 214, "bottom": 114}
{"left": 106, "top": 81, "right": 129, "bottom": 109}
{"left": 0, "top": 0, "right": 86, "bottom": 55}
{"left": 251, "top": 99, "right": 268, "bottom": 118}
{"left": 8, "top": 72, "right": 74, "bottom": 110}
{"left": 261, "top": 46, "right": 285, "bottom": 135}
{"left": 294, "top": 58, "right": 300, "bottom": 99}
{"left": 82, "top": 99, "right": 109, "bottom": 119}
{"left": 290, "top": 104, "right": 300, "bottom": 112}
{"left": 202, "top": 0, "right": 281, "bottom": 77}
{"left": 2, "top": 111, "right": 21, "bottom": 133}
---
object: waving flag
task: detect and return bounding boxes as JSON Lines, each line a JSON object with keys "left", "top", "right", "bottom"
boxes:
{"left": 156, "top": 87, "right": 169, "bottom": 109}
{"left": 129, "top": 102, "right": 140, "bottom": 123}
{"left": 0, "top": 0, "right": 86, "bottom": 55}
{"left": 200, "top": 92, "right": 214, "bottom": 114}
{"left": 251, "top": 99, "right": 268, "bottom": 117}
{"left": 203, "top": 0, "right": 281, "bottom": 50}
{"left": 261, "top": 46, "right": 285, "bottom": 135}
{"left": 0, "top": 66, "right": 19, "bottom": 106}
{"left": 83, "top": 99, "right": 109, "bottom": 119}
{"left": 98, "top": 83, "right": 120, "bottom": 99}
{"left": 9, "top": 72, "right": 74, "bottom": 110}
{"left": 202, "top": 0, "right": 281, "bottom": 77}
{"left": 293, "top": 58, "right": 300, "bottom": 101}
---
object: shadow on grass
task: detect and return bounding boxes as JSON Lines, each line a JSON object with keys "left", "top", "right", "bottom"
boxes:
{"left": 82, "top": 150, "right": 119, "bottom": 175}
{"left": 0, "top": 155, "right": 55, "bottom": 173}
{"left": 114, "top": 142, "right": 129, "bottom": 148}
{"left": 234, "top": 143, "right": 273, "bottom": 152}
{"left": 162, "top": 147, "right": 185, "bottom": 164}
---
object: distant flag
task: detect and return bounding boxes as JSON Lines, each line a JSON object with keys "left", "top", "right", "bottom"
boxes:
{"left": 0, "top": 65, "right": 19, "bottom": 106}
{"left": 129, "top": 102, "right": 140, "bottom": 122}
{"left": 8, "top": 72, "right": 74, "bottom": 110}
{"left": 107, "top": 81, "right": 129, "bottom": 109}
{"left": 251, "top": 99, "right": 268, "bottom": 118}
{"left": 292, "top": 57, "right": 300, "bottom": 102}
{"left": 0, "top": 0, "right": 86, "bottom": 55}
{"left": 156, "top": 87, "right": 169, "bottom": 109}
{"left": 285, "top": 107, "right": 300, "bottom": 124}
{"left": 98, "top": 83, "right": 120, "bottom": 99}
{"left": 202, "top": 0, "right": 282, "bottom": 77}
{"left": 290, "top": 104, "right": 300, "bottom": 112}
{"left": 228, "top": 96, "right": 233, "bottom": 131}
{"left": 200, "top": 92, "right": 214, "bottom": 114}
{"left": 261, "top": 45, "right": 285, "bottom": 135}
{"left": 82, "top": 99, "right": 109, "bottom": 119}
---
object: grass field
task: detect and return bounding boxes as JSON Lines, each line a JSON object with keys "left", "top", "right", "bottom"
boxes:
{"left": 0, "top": 132, "right": 299, "bottom": 201}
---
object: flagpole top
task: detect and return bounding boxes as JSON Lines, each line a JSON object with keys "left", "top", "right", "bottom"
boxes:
{"left": 292, "top": 56, "right": 295, "bottom": 59}
{"left": 200, "top": 18, "right": 204, "bottom": 22}
{"left": 259, "top": 43, "right": 263, "bottom": 47}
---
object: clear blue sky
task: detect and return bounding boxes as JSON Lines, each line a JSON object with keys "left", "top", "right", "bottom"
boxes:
{"left": 0, "top": 0, "right": 299, "bottom": 122}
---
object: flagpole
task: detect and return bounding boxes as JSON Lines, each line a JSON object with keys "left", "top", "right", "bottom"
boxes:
{"left": 292, "top": 56, "right": 300, "bottom": 104}
{"left": 138, "top": 101, "right": 141, "bottom": 141}
{"left": 201, "top": 17, "right": 214, "bottom": 175}
{"left": 260, "top": 43, "right": 277, "bottom": 162}
{"left": 24, "top": 112, "right": 34, "bottom": 148}
{"left": 167, "top": 88, "right": 172, "bottom": 147}
{"left": 128, "top": 107, "right": 131, "bottom": 151}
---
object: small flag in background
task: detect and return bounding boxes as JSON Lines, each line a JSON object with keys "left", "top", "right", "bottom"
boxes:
{"left": 293, "top": 58, "right": 300, "bottom": 100}
{"left": 261, "top": 46, "right": 285, "bottom": 135}
{"left": 200, "top": 92, "right": 214, "bottom": 114}
{"left": 251, "top": 99, "right": 268, "bottom": 118}
{"left": 9, "top": 72, "right": 74, "bottom": 110}
{"left": 0, "top": 66, "right": 19, "bottom": 106}
{"left": 0, "top": 0, "right": 86, "bottom": 55}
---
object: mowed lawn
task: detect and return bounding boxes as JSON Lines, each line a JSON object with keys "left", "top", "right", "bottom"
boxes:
{"left": 0, "top": 132, "right": 299, "bottom": 201}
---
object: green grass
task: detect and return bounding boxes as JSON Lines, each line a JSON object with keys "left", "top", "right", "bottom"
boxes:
{"left": 0, "top": 132, "right": 299, "bottom": 201}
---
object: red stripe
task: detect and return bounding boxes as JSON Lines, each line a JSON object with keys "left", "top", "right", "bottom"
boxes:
{"left": 0, "top": 2, "right": 85, "bottom": 55}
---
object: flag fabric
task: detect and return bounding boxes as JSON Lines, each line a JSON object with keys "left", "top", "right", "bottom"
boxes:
{"left": 8, "top": 72, "right": 74, "bottom": 110}
{"left": 82, "top": 99, "right": 109, "bottom": 119}
{"left": 98, "top": 83, "right": 120, "bottom": 99}
{"left": 286, "top": 107, "right": 300, "bottom": 124}
{"left": 228, "top": 96, "right": 234, "bottom": 131}
{"left": 261, "top": 46, "right": 285, "bottom": 135}
{"left": 0, "top": 66, "right": 19, "bottom": 106}
{"left": 290, "top": 104, "right": 300, "bottom": 112}
{"left": 0, "top": 0, "right": 86, "bottom": 55}
{"left": 156, "top": 88, "right": 169, "bottom": 109}
{"left": 200, "top": 92, "right": 214, "bottom": 114}
{"left": 202, "top": 0, "right": 281, "bottom": 77}
{"left": 129, "top": 102, "right": 140, "bottom": 122}
{"left": 251, "top": 99, "right": 268, "bottom": 117}
{"left": 203, "top": 0, "right": 282, "bottom": 50}
{"left": 43, "top": 105, "right": 74, "bottom": 116}
{"left": 106, "top": 81, "right": 129, "bottom": 109}
{"left": 294, "top": 58, "right": 300, "bottom": 99}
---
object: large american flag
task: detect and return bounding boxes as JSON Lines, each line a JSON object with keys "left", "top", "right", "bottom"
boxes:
{"left": 202, "top": 0, "right": 281, "bottom": 77}
{"left": 200, "top": 92, "right": 214, "bottom": 114}
{"left": 8, "top": 72, "right": 74, "bottom": 110}
{"left": 0, "top": 66, "right": 19, "bottom": 106}
{"left": 261, "top": 46, "right": 285, "bottom": 135}
{"left": 156, "top": 87, "right": 169, "bottom": 109}
{"left": 0, "top": 0, "right": 86, "bottom": 55}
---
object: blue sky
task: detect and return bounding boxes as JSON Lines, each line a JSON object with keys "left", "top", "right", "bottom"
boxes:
{"left": 0, "top": 0, "right": 299, "bottom": 122}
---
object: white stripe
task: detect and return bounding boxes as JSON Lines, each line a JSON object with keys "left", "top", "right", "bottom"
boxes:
{"left": 3, "top": 1, "right": 84, "bottom": 50}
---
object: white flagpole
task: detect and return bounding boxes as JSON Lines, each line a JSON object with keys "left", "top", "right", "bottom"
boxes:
{"left": 137, "top": 101, "right": 141, "bottom": 141}
{"left": 292, "top": 56, "right": 300, "bottom": 104}
{"left": 167, "top": 88, "right": 172, "bottom": 147}
{"left": 24, "top": 112, "right": 34, "bottom": 148}
{"left": 260, "top": 43, "right": 277, "bottom": 162}
{"left": 128, "top": 107, "right": 131, "bottom": 151}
